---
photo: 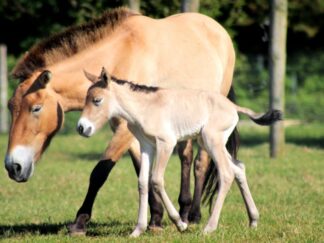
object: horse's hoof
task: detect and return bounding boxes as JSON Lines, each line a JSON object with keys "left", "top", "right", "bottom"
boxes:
{"left": 68, "top": 223, "right": 86, "bottom": 236}
{"left": 188, "top": 213, "right": 201, "bottom": 224}
{"left": 67, "top": 213, "right": 89, "bottom": 236}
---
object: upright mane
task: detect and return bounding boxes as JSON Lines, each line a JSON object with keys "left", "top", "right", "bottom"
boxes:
{"left": 111, "top": 76, "right": 159, "bottom": 93}
{"left": 12, "top": 7, "right": 138, "bottom": 81}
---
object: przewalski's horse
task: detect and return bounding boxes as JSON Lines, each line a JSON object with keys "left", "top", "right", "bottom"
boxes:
{"left": 5, "top": 8, "right": 236, "bottom": 234}
{"left": 77, "top": 68, "right": 282, "bottom": 236}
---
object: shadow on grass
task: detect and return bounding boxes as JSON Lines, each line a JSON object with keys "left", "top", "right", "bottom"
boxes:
{"left": 0, "top": 220, "right": 134, "bottom": 238}
{"left": 239, "top": 133, "right": 324, "bottom": 149}
{"left": 0, "top": 222, "right": 66, "bottom": 238}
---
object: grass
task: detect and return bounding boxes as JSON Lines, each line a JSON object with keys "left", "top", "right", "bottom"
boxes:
{"left": 0, "top": 122, "right": 323, "bottom": 242}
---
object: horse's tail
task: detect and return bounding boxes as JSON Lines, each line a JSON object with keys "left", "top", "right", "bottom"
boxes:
{"left": 202, "top": 86, "right": 240, "bottom": 211}
{"left": 235, "top": 106, "right": 283, "bottom": 125}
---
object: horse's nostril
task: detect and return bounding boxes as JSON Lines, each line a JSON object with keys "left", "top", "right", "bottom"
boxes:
{"left": 12, "top": 163, "right": 22, "bottom": 176}
{"left": 78, "top": 124, "right": 84, "bottom": 135}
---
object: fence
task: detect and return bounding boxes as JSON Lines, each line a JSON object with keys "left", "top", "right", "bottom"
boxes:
{"left": 0, "top": 44, "right": 8, "bottom": 133}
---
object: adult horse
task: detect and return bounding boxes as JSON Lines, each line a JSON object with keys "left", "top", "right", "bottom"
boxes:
{"left": 4, "top": 8, "right": 236, "bottom": 234}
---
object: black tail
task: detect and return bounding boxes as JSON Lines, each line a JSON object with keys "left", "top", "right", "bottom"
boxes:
{"left": 250, "top": 109, "right": 283, "bottom": 125}
{"left": 202, "top": 86, "right": 240, "bottom": 211}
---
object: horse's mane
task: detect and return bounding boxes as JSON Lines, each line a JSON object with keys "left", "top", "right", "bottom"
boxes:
{"left": 12, "top": 7, "right": 138, "bottom": 81}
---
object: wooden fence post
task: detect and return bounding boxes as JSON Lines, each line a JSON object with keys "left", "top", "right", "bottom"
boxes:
{"left": 181, "top": 0, "right": 200, "bottom": 12}
{"left": 0, "top": 44, "right": 8, "bottom": 133}
{"left": 269, "top": 0, "right": 287, "bottom": 157}
{"left": 127, "top": 0, "right": 141, "bottom": 12}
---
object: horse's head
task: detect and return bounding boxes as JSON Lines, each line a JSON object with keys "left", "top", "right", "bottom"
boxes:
{"left": 5, "top": 70, "right": 64, "bottom": 182}
{"left": 77, "top": 68, "right": 111, "bottom": 138}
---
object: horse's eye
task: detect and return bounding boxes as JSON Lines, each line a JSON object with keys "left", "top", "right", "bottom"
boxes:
{"left": 93, "top": 97, "right": 103, "bottom": 106}
{"left": 31, "top": 104, "right": 42, "bottom": 114}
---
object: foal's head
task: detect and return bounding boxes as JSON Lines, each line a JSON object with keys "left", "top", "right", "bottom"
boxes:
{"left": 77, "top": 68, "right": 111, "bottom": 137}
{"left": 5, "top": 71, "right": 63, "bottom": 182}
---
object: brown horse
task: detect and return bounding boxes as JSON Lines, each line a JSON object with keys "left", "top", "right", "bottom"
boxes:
{"left": 5, "top": 8, "right": 236, "bottom": 234}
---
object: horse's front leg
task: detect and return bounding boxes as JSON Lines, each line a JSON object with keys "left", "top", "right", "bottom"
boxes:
{"left": 130, "top": 143, "right": 155, "bottom": 237}
{"left": 152, "top": 139, "right": 188, "bottom": 232}
{"left": 68, "top": 119, "right": 134, "bottom": 235}
{"left": 177, "top": 140, "right": 193, "bottom": 223}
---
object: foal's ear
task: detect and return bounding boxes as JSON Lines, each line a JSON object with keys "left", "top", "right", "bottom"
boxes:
{"left": 83, "top": 70, "right": 98, "bottom": 83}
{"left": 100, "top": 67, "right": 111, "bottom": 87}
{"left": 35, "top": 70, "right": 51, "bottom": 88}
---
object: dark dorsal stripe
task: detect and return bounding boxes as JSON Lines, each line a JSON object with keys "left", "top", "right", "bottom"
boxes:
{"left": 12, "top": 7, "right": 138, "bottom": 81}
{"left": 111, "top": 76, "right": 159, "bottom": 93}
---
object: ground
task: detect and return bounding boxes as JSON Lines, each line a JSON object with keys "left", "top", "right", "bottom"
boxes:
{"left": 0, "top": 122, "right": 323, "bottom": 242}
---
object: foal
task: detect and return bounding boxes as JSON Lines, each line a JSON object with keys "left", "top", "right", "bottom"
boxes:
{"left": 77, "top": 68, "right": 282, "bottom": 236}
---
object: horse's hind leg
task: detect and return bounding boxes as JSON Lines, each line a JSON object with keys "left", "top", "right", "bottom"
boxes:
{"left": 177, "top": 140, "right": 193, "bottom": 223}
{"left": 229, "top": 157, "right": 259, "bottom": 227}
{"left": 188, "top": 148, "right": 210, "bottom": 223}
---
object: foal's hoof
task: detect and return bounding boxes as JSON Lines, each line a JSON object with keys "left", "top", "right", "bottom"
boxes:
{"left": 68, "top": 214, "right": 89, "bottom": 236}
{"left": 250, "top": 220, "right": 258, "bottom": 228}
{"left": 177, "top": 221, "right": 188, "bottom": 232}
{"left": 130, "top": 226, "right": 146, "bottom": 238}
{"left": 203, "top": 225, "right": 215, "bottom": 235}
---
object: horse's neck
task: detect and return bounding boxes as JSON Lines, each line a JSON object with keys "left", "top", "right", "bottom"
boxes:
{"left": 47, "top": 34, "right": 134, "bottom": 112}
{"left": 46, "top": 69, "right": 91, "bottom": 111}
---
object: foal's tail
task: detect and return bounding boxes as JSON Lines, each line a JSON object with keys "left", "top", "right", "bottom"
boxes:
{"left": 236, "top": 105, "right": 283, "bottom": 125}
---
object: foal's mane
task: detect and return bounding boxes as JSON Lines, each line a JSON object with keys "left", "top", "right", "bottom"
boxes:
{"left": 111, "top": 76, "right": 159, "bottom": 93}
{"left": 12, "top": 7, "right": 138, "bottom": 81}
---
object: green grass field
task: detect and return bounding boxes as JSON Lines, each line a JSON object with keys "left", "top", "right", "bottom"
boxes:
{"left": 0, "top": 123, "right": 323, "bottom": 242}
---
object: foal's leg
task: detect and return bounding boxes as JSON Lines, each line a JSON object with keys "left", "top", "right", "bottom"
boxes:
{"left": 152, "top": 139, "right": 188, "bottom": 232}
{"left": 69, "top": 120, "right": 163, "bottom": 235}
{"left": 127, "top": 140, "right": 164, "bottom": 230}
{"left": 228, "top": 157, "right": 259, "bottom": 227}
{"left": 203, "top": 136, "right": 235, "bottom": 234}
{"left": 177, "top": 140, "right": 193, "bottom": 223}
{"left": 130, "top": 144, "right": 155, "bottom": 237}
{"left": 189, "top": 148, "right": 210, "bottom": 223}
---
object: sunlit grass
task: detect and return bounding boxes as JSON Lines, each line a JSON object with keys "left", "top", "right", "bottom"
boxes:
{"left": 0, "top": 123, "right": 323, "bottom": 242}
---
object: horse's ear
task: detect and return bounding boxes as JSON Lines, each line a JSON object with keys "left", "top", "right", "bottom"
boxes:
{"left": 35, "top": 70, "right": 51, "bottom": 88}
{"left": 83, "top": 70, "right": 98, "bottom": 83}
{"left": 100, "top": 67, "right": 111, "bottom": 86}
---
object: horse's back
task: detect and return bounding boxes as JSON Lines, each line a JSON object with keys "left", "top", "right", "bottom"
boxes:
{"left": 119, "top": 12, "right": 235, "bottom": 94}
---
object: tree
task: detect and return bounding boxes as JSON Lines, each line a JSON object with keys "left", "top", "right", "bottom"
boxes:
{"left": 269, "top": 0, "right": 288, "bottom": 157}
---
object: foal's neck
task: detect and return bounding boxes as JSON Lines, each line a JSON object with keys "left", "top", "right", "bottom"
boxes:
{"left": 110, "top": 80, "right": 158, "bottom": 123}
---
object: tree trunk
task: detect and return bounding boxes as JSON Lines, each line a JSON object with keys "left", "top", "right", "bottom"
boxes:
{"left": 181, "top": 0, "right": 200, "bottom": 12}
{"left": 0, "top": 44, "right": 8, "bottom": 133}
{"left": 127, "top": 0, "right": 140, "bottom": 13}
{"left": 269, "top": 0, "right": 287, "bottom": 157}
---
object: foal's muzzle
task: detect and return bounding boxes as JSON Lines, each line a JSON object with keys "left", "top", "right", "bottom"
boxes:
{"left": 77, "top": 118, "right": 95, "bottom": 137}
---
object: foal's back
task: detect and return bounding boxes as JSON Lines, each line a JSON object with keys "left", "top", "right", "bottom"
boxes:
{"left": 141, "top": 88, "right": 237, "bottom": 141}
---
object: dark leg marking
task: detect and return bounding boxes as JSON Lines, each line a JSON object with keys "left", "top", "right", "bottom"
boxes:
{"left": 68, "top": 159, "right": 115, "bottom": 235}
{"left": 177, "top": 140, "right": 193, "bottom": 223}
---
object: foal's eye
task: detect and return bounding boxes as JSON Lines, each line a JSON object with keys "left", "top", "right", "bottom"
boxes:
{"left": 92, "top": 97, "right": 103, "bottom": 106}
{"left": 31, "top": 104, "right": 42, "bottom": 114}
